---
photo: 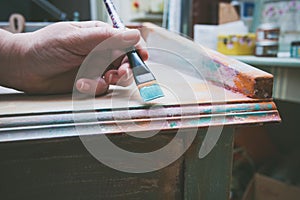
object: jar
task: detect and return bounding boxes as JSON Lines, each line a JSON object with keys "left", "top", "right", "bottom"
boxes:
{"left": 255, "top": 41, "right": 279, "bottom": 57}
{"left": 256, "top": 23, "right": 280, "bottom": 42}
{"left": 290, "top": 41, "right": 300, "bottom": 58}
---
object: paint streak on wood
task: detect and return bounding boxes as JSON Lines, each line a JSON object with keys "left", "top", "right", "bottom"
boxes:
{"left": 207, "top": 49, "right": 273, "bottom": 98}
{"left": 140, "top": 23, "right": 274, "bottom": 99}
{"left": 0, "top": 100, "right": 280, "bottom": 142}
{"left": 234, "top": 73, "right": 254, "bottom": 96}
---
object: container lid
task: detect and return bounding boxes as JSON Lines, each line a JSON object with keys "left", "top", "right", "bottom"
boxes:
{"left": 256, "top": 41, "right": 279, "bottom": 46}
{"left": 218, "top": 33, "right": 256, "bottom": 37}
{"left": 291, "top": 41, "right": 300, "bottom": 46}
{"left": 257, "top": 23, "right": 280, "bottom": 30}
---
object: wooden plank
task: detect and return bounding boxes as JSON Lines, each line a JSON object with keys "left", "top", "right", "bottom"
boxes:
{"left": 184, "top": 127, "right": 234, "bottom": 200}
{"left": 0, "top": 124, "right": 233, "bottom": 200}
{"left": 0, "top": 64, "right": 253, "bottom": 116}
{"left": 140, "top": 23, "right": 274, "bottom": 99}
{"left": 232, "top": 56, "right": 300, "bottom": 103}
{"left": 0, "top": 100, "right": 280, "bottom": 142}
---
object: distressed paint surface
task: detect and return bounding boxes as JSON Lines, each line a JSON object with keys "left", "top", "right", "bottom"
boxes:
{"left": 0, "top": 100, "right": 280, "bottom": 142}
{"left": 142, "top": 23, "right": 274, "bottom": 99}
{"left": 184, "top": 128, "right": 234, "bottom": 200}
{"left": 0, "top": 133, "right": 183, "bottom": 199}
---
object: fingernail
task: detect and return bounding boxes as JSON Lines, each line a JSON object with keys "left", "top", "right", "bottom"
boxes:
{"left": 125, "top": 68, "right": 132, "bottom": 80}
{"left": 122, "top": 29, "right": 139, "bottom": 42}
{"left": 79, "top": 81, "right": 91, "bottom": 91}
{"left": 108, "top": 74, "right": 113, "bottom": 84}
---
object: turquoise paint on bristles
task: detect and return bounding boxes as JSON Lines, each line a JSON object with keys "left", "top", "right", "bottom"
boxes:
{"left": 139, "top": 84, "right": 164, "bottom": 102}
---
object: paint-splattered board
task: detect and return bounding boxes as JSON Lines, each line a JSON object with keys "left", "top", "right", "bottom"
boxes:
{"left": 141, "top": 23, "right": 273, "bottom": 99}
{"left": 0, "top": 63, "right": 262, "bottom": 115}
{"left": 0, "top": 23, "right": 281, "bottom": 142}
{"left": 0, "top": 64, "right": 280, "bottom": 142}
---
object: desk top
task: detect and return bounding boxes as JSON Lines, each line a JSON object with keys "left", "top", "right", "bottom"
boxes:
{"left": 0, "top": 24, "right": 281, "bottom": 142}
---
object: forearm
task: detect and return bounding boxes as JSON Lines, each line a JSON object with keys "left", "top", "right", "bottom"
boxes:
{"left": 0, "top": 29, "right": 30, "bottom": 90}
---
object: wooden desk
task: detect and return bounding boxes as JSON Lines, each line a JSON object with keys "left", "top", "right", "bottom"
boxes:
{"left": 0, "top": 24, "right": 280, "bottom": 200}
{"left": 231, "top": 56, "right": 300, "bottom": 103}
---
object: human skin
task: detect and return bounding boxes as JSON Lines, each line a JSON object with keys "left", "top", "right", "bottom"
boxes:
{"left": 0, "top": 21, "right": 148, "bottom": 95}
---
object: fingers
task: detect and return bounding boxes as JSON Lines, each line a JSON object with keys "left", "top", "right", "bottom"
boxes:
{"left": 70, "top": 21, "right": 111, "bottom": 28}
{"left": 70, "top": 21, "right": 147, "bottom": 96}
{"left": 103, "top": 63, "right": 133, "bottom": 87}
{"left": 136, "top": 47, "right": 149, "bottom": 61}
{"left": 76, "top": 66, "right": 133, "bottom": 96}
{"left": 73, "top": 21, "right": 148, "bottom": 53}
{"left": 110, "top": 46, "right": 149, "bottom": 70}
{"left": 75, "top": 28, "right": 147, "bottom": 82}
{"left": 72, "top": 21, "right": 141, "bottom": 48}
{"left": 76, "top": 78, "right": 109, "bottom": 96}
{"left": 76, "top": 28, "right": 141, "bottom": 56}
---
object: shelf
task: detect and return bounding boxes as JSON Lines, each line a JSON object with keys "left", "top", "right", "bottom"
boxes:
{"left": 231, "top": 56, "right": 300, "bottom": 68}
{"left": 130, "top": 13, "right": 163, "bottom": 26}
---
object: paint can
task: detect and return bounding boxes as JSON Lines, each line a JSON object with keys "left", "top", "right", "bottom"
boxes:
{"left": 290, "top": 41, "right": 300, "bottom": 58}
{"left": 217, "top": 34, "right": 256, "bottom": 55}
{"left": 255, "top": 41, "right": 279, "bottom": 57}
{"left": 256, "top": 23, "right": 280, "bottom": 42}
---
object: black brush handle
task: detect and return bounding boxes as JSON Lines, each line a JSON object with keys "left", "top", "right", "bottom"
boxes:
{"left": 127, "top": 50, "right": 154, "bottom": 85}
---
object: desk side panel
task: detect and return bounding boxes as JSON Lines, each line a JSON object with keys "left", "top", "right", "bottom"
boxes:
{"left": 0, "top": 134, "right": 183, "bottom": 199}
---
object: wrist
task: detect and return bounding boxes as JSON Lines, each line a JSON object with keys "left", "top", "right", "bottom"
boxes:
{"left": 0, "top": 30, "right": 32, "bottom": 91}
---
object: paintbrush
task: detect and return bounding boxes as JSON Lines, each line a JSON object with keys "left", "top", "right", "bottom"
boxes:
{"left": 103, "top": 0, "right": 164, "bottom": 102}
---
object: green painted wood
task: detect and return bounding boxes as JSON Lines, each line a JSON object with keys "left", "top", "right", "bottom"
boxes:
{"left": 184, "top": 127, "right": 234, "bottom": 200}
{"left": 0, "top": 132, "right": 183, "bottom": 200}
{"left": 0, "top": 126, "right": 236, "bottom": 200}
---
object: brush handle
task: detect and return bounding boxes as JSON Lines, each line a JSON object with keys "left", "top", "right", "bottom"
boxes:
{"left": 126, "top": 50, "right": 155, "bottom": 85}
{"left": 103, "top": 0, "right": 158, "bottom": 87}
{"left": 103, "top": 0, "right": 126, "bottom": 29}
{"left": 103, "top": 0, "right": 152, "bottom": 76}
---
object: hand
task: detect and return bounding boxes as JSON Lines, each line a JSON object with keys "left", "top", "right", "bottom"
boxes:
{"left": 0, "top": 21, "right": 148, "bottom": 96}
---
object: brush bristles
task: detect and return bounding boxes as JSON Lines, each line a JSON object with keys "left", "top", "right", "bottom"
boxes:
{"left": 138, "top": 82, "right": 164, "bottom": 102}
{"left": 137, "top": 80, "right": 157, "bottom": 89}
